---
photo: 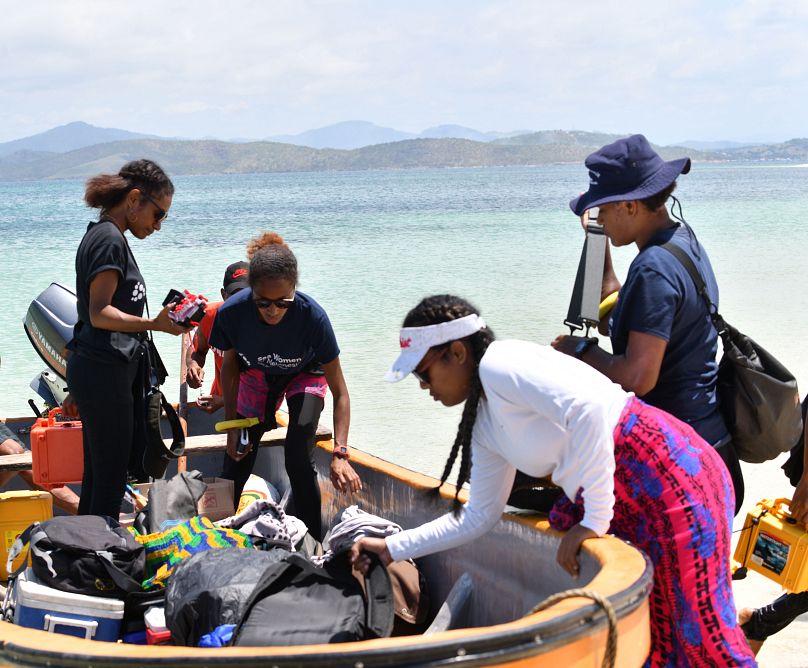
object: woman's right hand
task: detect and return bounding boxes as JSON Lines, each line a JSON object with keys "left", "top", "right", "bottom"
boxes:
{"left": 186, "top": 360, "right": 205, "bottom": 388}
{"left": 61, "top": 393, "right": 80, "bottom": 419}
{"left": 152, "top": 304, "right": 191, "bottom": 336}
{"left": 225, "top": 428, "right": 251, "bottom": 461}
{"left": 791, "top": 474, "right": 808, "bottom": 526}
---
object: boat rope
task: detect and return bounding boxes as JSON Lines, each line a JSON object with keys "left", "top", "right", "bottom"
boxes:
{"left": 526, "top": 588, "right": 617, "bottom": 668}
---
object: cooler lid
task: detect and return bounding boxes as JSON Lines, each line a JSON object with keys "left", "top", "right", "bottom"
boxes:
{"left": 17, "top": 569, "right": 125, "bottom": 613}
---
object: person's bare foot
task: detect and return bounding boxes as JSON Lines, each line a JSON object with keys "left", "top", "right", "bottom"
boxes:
{"left": 738, "top": 607, "right": 765, "bottom": 656}
{"left": 738, "top": 607, "right": 754, "bottom": 625}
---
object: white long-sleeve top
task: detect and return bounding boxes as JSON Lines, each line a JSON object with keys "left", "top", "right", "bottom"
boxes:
{"left": 386, "top": 339, "right": 631, "bottom": 562}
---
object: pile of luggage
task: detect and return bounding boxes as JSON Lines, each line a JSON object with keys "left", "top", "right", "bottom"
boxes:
{"left": 1, "top": 471, "right": 428, "bottom": 646}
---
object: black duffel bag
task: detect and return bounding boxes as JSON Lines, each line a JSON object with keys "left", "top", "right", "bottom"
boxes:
{"left": 231, "top": 551, "right": 394, "bottom": 647}
{"left": 7, "top": 515, "right": 145, "bottom": 599}
{"left": 166, "top": 548, "right": 293, "bottom": 647}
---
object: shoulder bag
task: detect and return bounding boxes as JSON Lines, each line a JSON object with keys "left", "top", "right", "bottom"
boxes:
{"left": 661, "top": 241, "right": 803, "bottom": 463}
{"left": 141, "top": 332, "right": 185, "bottom": 478}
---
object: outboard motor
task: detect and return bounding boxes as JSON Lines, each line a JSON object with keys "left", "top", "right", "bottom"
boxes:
{"left": 23, "top": 283, "right": 77, "bottom": 412}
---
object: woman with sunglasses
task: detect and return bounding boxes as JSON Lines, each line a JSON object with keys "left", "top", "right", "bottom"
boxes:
{"left": 63, "top": 159, "right": 188, "bottom": 518}
{"left": 209, "top": 232, "right": 361, "bottom": 539}
{"left": 351, "top": 295, "right": 755, "bottom": 667}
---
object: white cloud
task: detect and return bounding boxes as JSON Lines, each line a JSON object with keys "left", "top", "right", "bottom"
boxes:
{"left": 0, "top": 0, "right": 807, "bottom": 143}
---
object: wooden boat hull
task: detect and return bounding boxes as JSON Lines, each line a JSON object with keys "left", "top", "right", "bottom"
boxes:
{"left": 0, "top": 409, "right": 652, "bottom": 666}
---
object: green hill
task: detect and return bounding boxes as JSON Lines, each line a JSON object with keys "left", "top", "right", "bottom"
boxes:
{"left": 0, "top": 133, "right": 803, "bottom": 182}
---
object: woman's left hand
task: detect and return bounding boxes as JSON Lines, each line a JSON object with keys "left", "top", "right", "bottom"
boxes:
{"left": 556, "top": 523, "right": 598, "bottom": 577}
{"left": 551, "top": 334, "right": 585, "bottom": 358}
{"left": 330, "top": 457, "right": 362, "bottom": 494}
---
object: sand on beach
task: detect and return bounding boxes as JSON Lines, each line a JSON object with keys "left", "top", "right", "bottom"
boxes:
{"left": 731, "top": 456, "right": 808, "bottom": 667}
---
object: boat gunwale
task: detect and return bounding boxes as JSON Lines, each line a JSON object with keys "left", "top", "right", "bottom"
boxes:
{"left": 0, "top": 432, "right": 653, "bottom": 666}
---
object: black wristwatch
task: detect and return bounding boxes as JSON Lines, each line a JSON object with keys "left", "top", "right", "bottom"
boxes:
{"left": 574, "top": 337, "right": 599, "bottom": 360}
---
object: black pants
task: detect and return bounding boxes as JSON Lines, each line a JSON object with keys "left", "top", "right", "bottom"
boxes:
{"left": 742, "top": 591, "right": 808, "bottom": 641}
{"left": 715, "top": 438, "right": 745, "bottom": 515}
{"left": 67, "top": 351, "right": 148, "bottom": 518}
{"left": 221, "top": 392, "right": 325, "bottom": 540}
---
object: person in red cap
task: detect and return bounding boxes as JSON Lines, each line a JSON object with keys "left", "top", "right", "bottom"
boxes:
{"left": 552, "top": 134, "right": 744, "bottom": 515}
{"left": 186, "top": 261, "right": 250, "bottom": 413}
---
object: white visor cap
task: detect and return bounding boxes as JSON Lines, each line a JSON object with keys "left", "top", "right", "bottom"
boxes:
{"left": 384, "top": 313, "right": 486, "bottom": 382}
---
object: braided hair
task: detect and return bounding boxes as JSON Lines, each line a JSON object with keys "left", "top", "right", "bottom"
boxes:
{"left": 403, "top": 295, "right": 496, "bottom": 515}
{"left": 84, "top": 159, "right": 174, "bottom": 212}
{"left": 246, "top": 232, "right": 298, "bottom": 286}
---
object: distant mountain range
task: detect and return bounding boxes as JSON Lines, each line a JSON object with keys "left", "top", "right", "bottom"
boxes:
{"left": 0, "top": 121, "right": 805, "bottom": 181}
{"left": 0, "top": 121, "right": 158, "bottom": 158}
{"left": 266, "top": 121, "right": 530, "bottom": 149}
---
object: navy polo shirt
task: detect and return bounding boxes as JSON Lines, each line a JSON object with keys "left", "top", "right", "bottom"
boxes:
{"left": 209, "top": 289, "right": 339, "bottom": 376}
{"left": 609, "top": 224, "right": 728, "bottom": 445}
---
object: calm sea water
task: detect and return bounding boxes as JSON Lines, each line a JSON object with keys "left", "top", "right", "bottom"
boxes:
{"left": 1, "top": 164, "right": 807, "bottom": 482}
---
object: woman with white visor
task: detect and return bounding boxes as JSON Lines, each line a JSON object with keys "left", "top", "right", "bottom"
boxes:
{"left": 351, "top": 294, "right": 755, "bottom": 667}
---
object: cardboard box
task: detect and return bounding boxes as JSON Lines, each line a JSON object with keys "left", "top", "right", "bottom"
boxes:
{"left": 196, "top": 477, "right": 235, "bottom": 521}
{"left": 120, "top": 477, "right": 235, "bottom": 526}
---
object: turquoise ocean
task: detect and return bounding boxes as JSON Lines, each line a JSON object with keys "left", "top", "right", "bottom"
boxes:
{"left": 3, "top": 162, "right": 808, "bottom": 663}
{"left": 1, "top": 163, "right": 807, "bottom": 484}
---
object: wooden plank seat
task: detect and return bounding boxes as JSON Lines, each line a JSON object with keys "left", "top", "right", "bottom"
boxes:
{"left": 0, "top": 423, "right": 333, "bottom": 473}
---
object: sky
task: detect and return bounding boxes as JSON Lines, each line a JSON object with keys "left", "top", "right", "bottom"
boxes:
{"left": 1, "top": 0, "right": 807, "bottom": 145}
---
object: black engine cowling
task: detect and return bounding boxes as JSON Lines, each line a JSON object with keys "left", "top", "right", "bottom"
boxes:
{"left": 23, "top": 282, "right": 77, "bottom": 381}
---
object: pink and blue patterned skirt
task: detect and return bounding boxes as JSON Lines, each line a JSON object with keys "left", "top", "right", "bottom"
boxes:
{"left": 550, "top": 397, "right": 756, "bottom": 667}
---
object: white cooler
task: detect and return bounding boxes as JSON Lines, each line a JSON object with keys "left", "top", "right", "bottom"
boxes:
{"left": 10, "top": 569, "right": 124, "bottom": 642}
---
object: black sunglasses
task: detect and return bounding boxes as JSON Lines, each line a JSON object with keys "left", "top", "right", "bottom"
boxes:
{"left": 140, "top": 192, "right": 168, "bottom": 223}
{"left": 412, "top": 345, "right": 449, "bottom": 385}
{"left": 253, "top": 292, "right": 296, "bottom": 310}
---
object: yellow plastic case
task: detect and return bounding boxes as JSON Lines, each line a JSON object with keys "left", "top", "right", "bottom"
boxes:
{"left": 734, "top": 497, "right": 808, "bottom": 592}
{"left": 0, "top": 490, "right": 53, "bottom": 580}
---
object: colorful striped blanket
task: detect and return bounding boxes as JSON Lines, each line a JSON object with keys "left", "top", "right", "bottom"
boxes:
{"left": 134, "top": 515, "right": 253, "bottom": 589}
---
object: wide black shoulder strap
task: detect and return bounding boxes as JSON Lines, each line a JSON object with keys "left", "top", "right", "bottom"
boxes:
{"left": 659, "top": 241, "right": 724, "bottom": 330}
{"left": 361, "top": 552, "right": 395, "bottom": 639}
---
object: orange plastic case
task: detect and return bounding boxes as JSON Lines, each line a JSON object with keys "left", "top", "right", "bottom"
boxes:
{"left": 30, "top": 408, "right": 84, "bottom": 489}
{"left": 734, "top": 497, "right": 808, "bottom": 592}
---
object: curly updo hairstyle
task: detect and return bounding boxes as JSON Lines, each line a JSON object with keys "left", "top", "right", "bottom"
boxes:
{"left": 403, "top": 295, "right": 496, "bottom": 514}
{"left": 84, "top": 159, "right": 174, "bottom": 212}
{"left": 246, "top": 232, "right": 298, "bottom": 286}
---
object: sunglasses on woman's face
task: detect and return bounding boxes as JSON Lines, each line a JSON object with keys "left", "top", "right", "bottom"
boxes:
{"left": 412, "top": 346, "right": 449, "bottom": 385}
{"left": 140, "top": 192, "right": 168, "bottom": 223}
{"left": 252, "top": 292, "right": 296, "bottom": 310}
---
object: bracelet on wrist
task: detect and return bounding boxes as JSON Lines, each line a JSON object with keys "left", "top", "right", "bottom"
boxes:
{"left": 333, "top": 443, "right": 350, "bottom": 460}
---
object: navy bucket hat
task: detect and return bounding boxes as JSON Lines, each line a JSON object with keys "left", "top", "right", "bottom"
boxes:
{"left": 569, "top": 134, "right": 691, "bottom": 216}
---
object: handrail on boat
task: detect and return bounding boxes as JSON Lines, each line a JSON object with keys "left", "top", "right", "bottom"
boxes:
{"left": 527, "top": 588, "right": 618, "bottom": 668}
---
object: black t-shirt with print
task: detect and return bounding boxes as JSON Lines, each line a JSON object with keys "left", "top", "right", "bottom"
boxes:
{"left": 70, "top": 219, "right": 147, "bottom": 362}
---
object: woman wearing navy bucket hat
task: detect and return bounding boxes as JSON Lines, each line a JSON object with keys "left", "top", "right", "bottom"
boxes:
{"left": 552, "top": 134, "right": 744, "bottom": 515}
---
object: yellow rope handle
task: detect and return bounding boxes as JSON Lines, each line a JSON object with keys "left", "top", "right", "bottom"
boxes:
{"left": 214, "top": 417, "right": 260, "bottom": 432}
{"left": 526, "top": 588, "right": 618, "bottom": 668}
{"left": 599, "top": 291, "right": 619, "bottom": 321}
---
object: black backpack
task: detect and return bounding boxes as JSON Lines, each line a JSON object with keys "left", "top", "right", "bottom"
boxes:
{"left": 7, "top": 515, "right": 144, "bottom": 599}
{"left": 231, "top": 551, "right": 394, "bottom": 647}
{"left": 166, "top": 548, "right": 294, "bottom": 647}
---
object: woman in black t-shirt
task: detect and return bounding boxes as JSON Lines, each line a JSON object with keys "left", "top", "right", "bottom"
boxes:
{"left": 64, "top": 159, "right": 188, "bottom": 518}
